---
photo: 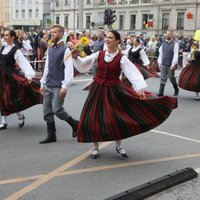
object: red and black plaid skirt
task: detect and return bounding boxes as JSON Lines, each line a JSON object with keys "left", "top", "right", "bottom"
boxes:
{"left": 178, "top": 63, "right": 200, "bottom": 92}
{"left": 0, "top": 67, "right": 43, "bottom": 115}
{"left": 77, "top": 81, "right": 177, "bottom": 143}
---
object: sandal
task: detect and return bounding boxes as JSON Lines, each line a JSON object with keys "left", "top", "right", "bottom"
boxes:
{"left": 0, "top": 123, "right": 8, "bottom": 130}
{"left": 18, "top": 115, "right": 25, "bottom": 128}
{"left": 116, "top": 148, "right": 129, "bottom": 158}
{"left": 91, "top": 149, "right": 99, "bottom": 159}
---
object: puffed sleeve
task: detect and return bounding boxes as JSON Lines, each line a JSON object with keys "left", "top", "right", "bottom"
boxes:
{"left": 120, "top": 55, "right": 147, "bottom": 92}
{"left": 73, "top": 52, "right": 99, "bottom": 73}
{"left": 14, "top": 49, "right": 35, "bottom": 79}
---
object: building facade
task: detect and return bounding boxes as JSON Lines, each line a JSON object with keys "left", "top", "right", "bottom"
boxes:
{"left": 0, "top": 0, "right": 199, "bottom": 36}
{"left": 11, "top": 0, "right": 51, "bottom": 31}
{"left": 51, "top": 0, "right": 200, "bottom": 36}
{"left": 0, "top": 0, "right": 12, "bottom": 31}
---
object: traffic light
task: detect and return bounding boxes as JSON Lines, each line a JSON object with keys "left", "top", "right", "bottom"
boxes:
{"left": 104, "top": 9, "right": 109, "bottom": 25}
{"left": 104, "top": 8, "right": 116, "bottom": 25}
{"left": 109, "top": 9, "right": 116, "bottom": 24}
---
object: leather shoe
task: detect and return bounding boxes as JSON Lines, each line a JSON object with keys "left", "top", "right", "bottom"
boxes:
{"left": 91, "top": 149, "right": 99, "bottom": 159}
{"left": 0, "top": 123, "right": 8, "bottom": 130}
{"left": 18, "top": 115, "right": 25, "bottom": 128}
{"left": 39, "top": 136, "right": 57, "bottom": 144}
{"left": 116, "top": 148, "right": 129, "bottom": 158}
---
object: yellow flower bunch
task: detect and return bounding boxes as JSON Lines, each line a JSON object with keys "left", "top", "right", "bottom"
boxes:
{"left": 63, "top": 37, "right": 89, "bottom": 62}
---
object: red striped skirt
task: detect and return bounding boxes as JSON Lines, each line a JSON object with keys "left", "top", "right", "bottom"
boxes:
{"left": 0, "top": 68, "right": 43, "bottom": 115}
{"left": 178, "top": 63, "right": 200, "bottom": 92}
{"left": 77, "top": 82, "right": 177, "bottom": 143}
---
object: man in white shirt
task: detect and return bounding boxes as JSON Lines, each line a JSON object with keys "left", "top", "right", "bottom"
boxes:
{"left": 157, "top": 30, "right": 179, "bottom": 96}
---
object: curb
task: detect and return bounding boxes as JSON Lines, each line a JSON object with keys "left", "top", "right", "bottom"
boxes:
{"left": 105, "top": 167, "right": 198, "bottom": 200}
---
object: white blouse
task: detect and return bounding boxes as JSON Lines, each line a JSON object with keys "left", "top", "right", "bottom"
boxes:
{"left": 73, "top": 50, "right": 147, "bottom": 92}
{"left": 2, "top": 44, "right": 35, "bottom": 79}
{"left": 122, "top": 46, "right": 150, "bottom": 66}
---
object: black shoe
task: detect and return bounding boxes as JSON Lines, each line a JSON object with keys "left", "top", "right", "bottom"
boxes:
{"left": 116, "top": 148, "right": 129, "bottom": 158}
{"left": 18, "top": 115, "right": 25, "bottom": 128}
{"left": 39, "top": 136, "right": 57, "bottom": 144}
{"left": 72, "top": 120, "right": 79, "bottom": 138}
{"left": 174, "top": 88, "right": 179, "bottom": 96}
{"left": 0, "top": 123, "right": 8, "bottom": 130}
{"left": 91, "top": 149, "right": 99, "bottom": 159}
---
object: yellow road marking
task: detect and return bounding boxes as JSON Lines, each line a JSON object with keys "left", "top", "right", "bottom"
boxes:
{"left": 0, "top": 175, "right": 43, "bottom": 185}
{"left": 5, "top": 142, "right": 112, "bottom": 200}
{"left": 62, "top": 153, "right": 200, "bottom": 175}
{"left": 1, "top": 153, "right": 200, "bottom": 187}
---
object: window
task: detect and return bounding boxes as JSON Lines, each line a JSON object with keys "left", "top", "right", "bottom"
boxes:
{"left": 130, "top": 15, "right": 136, "bottom": 29}
{"left": 86, "top": 0, "right": 91, "bottom": 4}
{"left": 56, "top": 16, "right": 60, "bottom": 24}
{"left": 28, "top": 9, "right": 32, "bottom": 19}
{"left": 86, "top": 16, "right": 91, "bottom": 29}
{"left": 16, "top": 10, "right": 19, "bottom": 18}
{"left": 65, "top": 0, "right": 69, "bottom": 5}
{"left": 142, "top": 14, "right": 153, "bottom": 29}
{"left": 130, "top": 0, "right": 139, "bottom": 4}
{"left": 77, "top": 15, "right": 79, "bottom": 29}
{"left": 142, "top": 0, "right": 151, "bottom": 3}
{"left": 56, "top": 0, "right": 59, "bottom": 6}
{"left": 36, "top": 9, "right": 39, "bottom": 18}
{"left": 64, "top": 15, "right": 69, "bottom": 28}
{"left": 142, "top": 14, "right": 148, "bottom": 29}
{"left": 22, "top": 9, "right": 25, "bottom": 18}
{"left": 177, "top": 12, "right": 184, "bottom": 30}
{"left": 119, "top": 15, "right": 124, "bottom": 30}
{"left": 162, "top": 13, "right": 169, "bottom": 30}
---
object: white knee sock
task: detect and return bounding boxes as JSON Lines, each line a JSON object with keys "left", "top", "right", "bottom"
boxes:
{"left": 93, "top": 142, "right": 99, "bottom": 150}
{"left": 16, "top": 112, "right": 23, "bottom": 119}
{"left": 16, "top": 112, "right": 24, "bottom": 123}
{"left": 116, "top": 140, "right": 122, "bottom": 149}
{"left": 1, "top": 116, "right": 7, "bottom": 124}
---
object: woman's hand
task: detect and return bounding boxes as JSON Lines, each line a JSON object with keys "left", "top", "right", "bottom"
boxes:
{"left": 138, "top": 89, "right": 146, "bottom": 100}
{"left": 71, "top": 49, "right": 78, "bottom": 60}
{"left": 39, "top": 87, "right": 45, "bottom": 95}
{"left": 27, "top": 78, "right": 32, "bottom": 84}
{"left": 60, "top": 88, "right": 67, "bottom": 98}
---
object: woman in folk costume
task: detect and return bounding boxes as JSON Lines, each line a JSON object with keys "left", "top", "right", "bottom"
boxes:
{"left": 72, "top": 30, "right": 177, "bottom": 159}
{"left": 179, "top": 48, "right": 200, "bottom": 100}
{"left": 122, "top": 37, "right": 159, "bottom": 87}
{"left": 0, "top": 30, "right": 42, "bottom": 130}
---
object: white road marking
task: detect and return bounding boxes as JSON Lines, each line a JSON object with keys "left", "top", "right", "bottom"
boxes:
{"left": 151, "top": 129, "right": 200, "bottom": 144}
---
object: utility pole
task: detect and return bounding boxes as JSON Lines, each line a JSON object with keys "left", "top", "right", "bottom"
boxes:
{"left": 78, "top": 0, "right": 83, "bottom": 32}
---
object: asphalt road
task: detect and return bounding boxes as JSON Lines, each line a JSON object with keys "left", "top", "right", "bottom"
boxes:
{"left": 0, "top": 73, "right": 200, "bottom": 200}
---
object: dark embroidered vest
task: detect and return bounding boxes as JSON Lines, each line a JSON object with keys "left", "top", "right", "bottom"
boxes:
{"left": 162, "top": 40, "right": 175, "bottom": 66}
{"left": 0, "top": 46, "right": 18, "bottom": 71}
{"left": 46, "top": 44, "right": 66, "bottom": 87}
{"left": 93, "top": 51, "right": 123, "bottom": 86}
{"left": 128, "top": 47, "right": 142, "bottom": 64}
